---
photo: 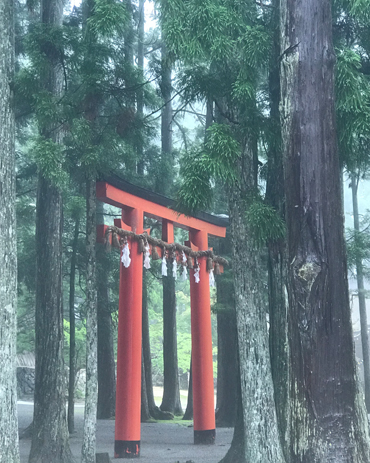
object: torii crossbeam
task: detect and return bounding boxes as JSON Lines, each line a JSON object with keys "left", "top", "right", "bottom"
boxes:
{"left": 96, "top": 176, "right": 227, "bottom": 459}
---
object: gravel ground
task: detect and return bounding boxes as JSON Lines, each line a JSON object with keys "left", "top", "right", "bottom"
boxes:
{"left": 18, "top": 402, "right": 233, "bottom": 463}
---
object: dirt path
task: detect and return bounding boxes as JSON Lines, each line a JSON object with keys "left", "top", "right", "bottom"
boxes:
{"left": 18, "top": 402, "right": 233, "bottom": 463}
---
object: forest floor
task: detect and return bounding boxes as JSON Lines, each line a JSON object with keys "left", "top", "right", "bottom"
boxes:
{"left": 17, "top": 388, "right": 232, "bottom": 463}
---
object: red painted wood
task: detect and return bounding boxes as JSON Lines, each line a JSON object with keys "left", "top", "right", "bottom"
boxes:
{"left": 188, "top": 230, "right": 216, "bottom": 434}
{"left": 97, "top": 182, "right": 226, "bottom": 238}
{"left": 115, "top": 208, "right": 143, "bottom": 443}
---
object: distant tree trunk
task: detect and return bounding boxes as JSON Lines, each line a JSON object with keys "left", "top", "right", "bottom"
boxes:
{"left": 141, "top": 350, "right": 151, "bottom": 422}
{"left": 215, "top": 230, "right": 237, "bottom": 428}
{"left": 215, "top": 308, "right": 237, "bottom": 427}
{"left": 96, "top": 243, "right": 116, "bottom": 419}
{"left": 81, "top": 177, "right": 98, "bottom": 463}
{"left": 136, "top": 0, "right": 145, "bottom": 176}
{"left": 159, "top": 39, "right": 174, "bottom": 194}
{"left": 280, "top": 0, "right": 370, "bottom": 460}
{"left": 96, "top": 202, "right": 116, "bottom": 420}
{"left": 351, "top": 172, "right": 370, "bottom": 412}
{"left": 123, "top": 0, "right": 134, "bottom": 67}
{"left": 141, "top": 270, "right": 156, "bottom": 414}
{"left": 182, "top": 357, "right": 193, "bottom": 420}
{"left": 266, "top": 1, "right": 290, "bottom": 458}
{"left": 161, "top": 265, "right": 183, "bottom": 415}
{"left": 141, "top": 270, "right": 153, "bottom": 421}
{"left": 160, "top": 49, "right": 182, "bottom": 415}
{"left": 0, "top": 0, "right": 20, "bottom": 457}
{"left": 141, "top": 270, "right": 171, "bottom": 420}
{"left": 29, "top": 0, "right": 74, "bottom": 460}
{"left": 68, "top": 216, "right": 80, "bottom": 433}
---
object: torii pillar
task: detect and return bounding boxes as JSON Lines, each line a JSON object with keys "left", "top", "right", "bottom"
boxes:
{"left": 114, "top": 208, "right": 143, "bottom": 458}
{"left": 188, "top": 230, "right": 216, "bottom": 444}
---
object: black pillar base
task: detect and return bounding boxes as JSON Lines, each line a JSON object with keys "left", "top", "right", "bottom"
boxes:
{"left": 114, "top": 440, "right": 140, "bottom": 458}
{"left": 194, "top": 429, "right": 216, "bottom": 445}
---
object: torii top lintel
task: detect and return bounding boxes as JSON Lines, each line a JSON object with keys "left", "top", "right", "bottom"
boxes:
{"left": 96, "top": 176, "right": 227, "bottom": 238}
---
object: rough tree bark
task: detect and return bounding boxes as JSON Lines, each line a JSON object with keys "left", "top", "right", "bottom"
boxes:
{"left": 97, "top": 200, "right": 116, "bottom": 420}
{"left": 81, "top": 177, "right": 98, "bottom": 463}
{"left": 228, "top": 139, "right": 284, "bottom": 463}
{"left": 30, "top": 183, "right": 74, "bottom": 463}
{"left": 219, "top": 364, "right": 245, "bottom": 463}
{"left": 0, "top": 0, "right": 20, "bottom": 458}
{"left": 160, "top": 260, "right": 183, "bottom": 415}
{"left": 280, "top": 0, "right": 370, "bottom": 460}
{"left": 160, "top": 44, "right": 182, "bottom": 415}
{"left": 266, "top": 0, "right": 290, "bottom": 458}
{"left": 68, "top": 216, "right": 80, "bottom": 434}
{"left": 29, "top": 0, "right": 74, "bottom": 460}
{"left": 351, "top": 172, "right": 370, "bottom": 412}
{"left": 96, "top": 245, "right": 116, "bottom": 420}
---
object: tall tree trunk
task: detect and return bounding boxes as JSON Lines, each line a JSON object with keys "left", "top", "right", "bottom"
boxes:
{"left": 215, "top": 233, "right": 237, "bottom": 428}
{"left": 280, "top": 0, "right": 370, "bottom": 460}
{"left": 136, "top": 0, "right": 145, "bottom": 176}
{"left": 141, "top": 270, "right": 157, "bottom": 414}
{"left": 96, "top": 244, "right": 116, "bottom": 420}
{"left": 266, "top": 0, "right": 290, "bottom": 458}
{"left": 160, "top": 265, "right": 183, "bottom": 415}
{"left": 229, "top": 139, "right": 284, "bottom": 463}
{"left": 31, "top": 178, "right": 74, "bottom": 463}
{"left": 97, "top": 199, "right": 116, "bottom": 420}
{"left": 218, "top": 362, "right": 245, "bottom": 463}
{"left": 141, "top": 350, "right": 151, "bottom": 422}
{"left": 81, "top": 177, "right": 98, "bottom": 463}
{"left": 68, "top": 217, "right": 80, "bottom": 434}
{"left": 0, "top": 0, "right": 20, "bottom": 457}
{"left": 351, "top": 173, "right": 370, "bottom": 412}
{"left": 215, "top": 307, "right": 237, "bottom": 427}
{"left": 141, "top": 269, "right": 152, "bottom": 421}
{"left": 160, "top": 44, "right": 182, "bottom": 415}
{"left": 123, "top": 0, "right": 134, "bottom": 68}
{"left": 29, "top": 0, "right": 74, "bottom": 460}
{"left": 182, "top": 357, "right": 193, "bottom": 420}
{"left": 159, "top": 39, "right": 174, "bottom": 194}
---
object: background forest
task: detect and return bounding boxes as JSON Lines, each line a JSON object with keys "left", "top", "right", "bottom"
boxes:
{"left": 3, "top": 0, "right": 370, "bottom": 462}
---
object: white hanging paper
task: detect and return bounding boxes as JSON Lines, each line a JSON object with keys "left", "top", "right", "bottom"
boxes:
{"left": 172, "top": 258, "right": 178, "bottom": 280}
{"left": 182, "top": 251, "right": 187, "bottom": 264}
{"left": 181, "top": 266, "right": 188, "bottom": 281}
{"left": 161, "top": 255, "right": 168, "bottom": 276}
{"left": 209, "top": 269, "right": 215, "bottom": 287}
{"left": 194, "top": 263, "right": 200, "bottom": 284}
{"left": 121, "top": 243, "right": 131, "bottom": 268}
{"left": 144, "top": 243, "right": 151, "bottom": 269}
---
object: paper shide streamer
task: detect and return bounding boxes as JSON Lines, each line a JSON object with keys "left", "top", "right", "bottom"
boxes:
{"left": 161, "top": 253, "right": 168, "bottom": 276}
{"left": 121, "top": 242, "right": 131, "bottom": 268}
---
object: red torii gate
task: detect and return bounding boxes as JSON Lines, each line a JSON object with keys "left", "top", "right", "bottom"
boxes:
{"left": 96, "top": 176, "right": 227, "bottom": 459}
